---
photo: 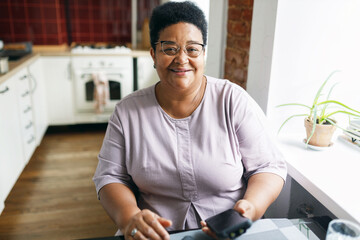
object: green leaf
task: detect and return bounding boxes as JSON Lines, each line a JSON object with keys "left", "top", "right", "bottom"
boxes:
{"left": 317, "top": 100, "right": 360, "bottom": 115}
{"left": 278, "top": 114, "right": 309, "bottom": 134}
{"left": 320, "top": 82, "right": 340, "bottom": 117}
{"left": 311, "top": 70, "right": 341, "bottom": 109}
{"left": 325, "top": 110, "right": 360, "bottom": 119}
{"left": 306, "top": 107, "right": 318, "bottom": 144}
{"left": 276, "top": 103, "right": 312, "bottom": 109}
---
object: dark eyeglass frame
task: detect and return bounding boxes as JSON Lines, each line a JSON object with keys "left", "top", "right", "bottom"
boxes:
{"left": 154, "top": 41, "right": 205, "bottom": 57}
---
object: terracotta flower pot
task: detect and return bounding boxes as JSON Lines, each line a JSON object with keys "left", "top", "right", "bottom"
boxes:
{"left": 304, "top": 118, "right": 336, "bottom": 147}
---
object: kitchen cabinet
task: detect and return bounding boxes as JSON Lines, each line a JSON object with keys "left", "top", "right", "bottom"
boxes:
{"left": 42, "top": 56, "right": 75, "bottom": 125}
{"left": 15, "top": 68, "right": 37, "bottom": 163}
{"left": 0, "top": 60, "right": 49, "bottom": 214}
{"left": 0, "top": 74, "right": 25, "bottom": 213}
{"left": 28, "top": 58, "right": 48, "bottom": 146}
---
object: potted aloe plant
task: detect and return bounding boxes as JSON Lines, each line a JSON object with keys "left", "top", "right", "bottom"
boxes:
{"left": 277, "top": 70, "right": 360, "bottom": 147}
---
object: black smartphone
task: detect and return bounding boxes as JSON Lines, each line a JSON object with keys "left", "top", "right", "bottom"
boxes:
{"left": 205, "top": 209, "right": 252, "bottom": 239}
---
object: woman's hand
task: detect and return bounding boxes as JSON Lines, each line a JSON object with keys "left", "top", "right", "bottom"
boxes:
{"left": 201, "top": 201, "right": 255, "bottom": 240}
{"left": 200, "top": 220, "right": 218, "bottom": 239}
{"left": 233, "top": 199, "right": 256, "bottom": 221}
{"left": 124, "top": 209, "right": 172, "bottom": 240}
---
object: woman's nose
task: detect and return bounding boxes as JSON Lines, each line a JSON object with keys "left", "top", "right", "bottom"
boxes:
{"left": 174, "top": 48, "right": 189, "bottom": 64}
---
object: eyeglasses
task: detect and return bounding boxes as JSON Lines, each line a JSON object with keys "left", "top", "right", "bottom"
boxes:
{"left": 155, "top": 41, "right": 205, "bottom": 57}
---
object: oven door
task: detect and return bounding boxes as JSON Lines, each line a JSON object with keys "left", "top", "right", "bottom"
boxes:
{"left": 73, "top": 68, "right": 133, "bottom": 113}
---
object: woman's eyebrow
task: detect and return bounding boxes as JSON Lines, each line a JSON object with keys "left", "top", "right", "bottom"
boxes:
{"left": 159, "top": 40, "right": 176, "bottom": 44}
{"left": 187, "top": 40, "right": 203, "bottom": 44}
{"left": 160, "top": 40, "right": 203, "bottom": 44}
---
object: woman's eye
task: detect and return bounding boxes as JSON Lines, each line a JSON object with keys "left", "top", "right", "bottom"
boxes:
{"left": 164, "top": 47, "right": 178, "bottom": 54}
{"left": 165, "top": 47, "right": 177, "bottom": 51}
{"left": 187, "top": 48, "right": 198, "bottom": 52}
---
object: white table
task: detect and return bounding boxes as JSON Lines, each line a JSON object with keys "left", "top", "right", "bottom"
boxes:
{"left": 170, "top": 218, "right": 323, "bottom": 240}
{"left": 277, "top": 133, "right": 360, "bottom": 224}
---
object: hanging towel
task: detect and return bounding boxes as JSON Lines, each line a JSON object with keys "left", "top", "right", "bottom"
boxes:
{"left": 92, "top": 72, "right": 109, "bottom": 114}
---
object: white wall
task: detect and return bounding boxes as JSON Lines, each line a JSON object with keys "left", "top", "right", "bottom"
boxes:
{"left": 247, "top": 0, "right": 360, "bottom": 136}
{"left": 246, "top": 0, "right": 278, "bottom": 114}
{"left": 205, "top": 0, "right": 228, "bottom": 78}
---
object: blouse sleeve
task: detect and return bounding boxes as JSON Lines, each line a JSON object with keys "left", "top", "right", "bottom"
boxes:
{"left": 233, "top": 88, "right": 287, "bottom": 181}
{"left": 92, "top": 107, "right": 137, "bottom": 198}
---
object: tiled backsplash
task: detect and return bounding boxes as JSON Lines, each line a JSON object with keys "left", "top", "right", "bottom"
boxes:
{"left": 69, "top": 0, "right": 131, "bottom": 44}
{"left": 0, "top": 0, "right": 158, "bottom": 45}
{"left": 0, "top": 0, "right": 67, "bottom": 45}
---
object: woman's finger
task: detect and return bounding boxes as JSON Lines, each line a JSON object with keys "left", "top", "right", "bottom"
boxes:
{"left": 138, "top": 210, "right": 171, "bottom": 240}
{"left": 133, "top": 213, "right": 161, "bottom": 240}
{"left": 157, "top": 216, "right": 172, "bottom": 228}
{"left": 201, "top": 220, "right": 220, "bottom": 239}
{"left": 130, "top": 227, "right": 149, "bottom": 240}
{"left": 125, "top": 209, "right": 172, "bottom": 240}
{"left": 200, "top": 220, "right": 207, "bottom": 228}
{"left": 201, "top": 226, "right": 219, "bottom": 239}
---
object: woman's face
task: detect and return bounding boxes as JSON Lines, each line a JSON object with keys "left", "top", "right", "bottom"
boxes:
{"left": 150, "top": 22, "right": 205, "bottom": 93}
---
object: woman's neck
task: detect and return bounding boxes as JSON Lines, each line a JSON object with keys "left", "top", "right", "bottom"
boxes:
{"left": 155, "top": 76, "right": 207, "bottom": 119}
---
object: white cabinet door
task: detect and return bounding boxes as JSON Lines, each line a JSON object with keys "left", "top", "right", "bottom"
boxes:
{"left": 42, "top": 56, "right": 75, "bottom": 125}
{"left": 28, "top": 58, "right": 48, "bottom": 146}
{"left": 15, "top": 68, "right": 37, "bottom": 164}
{"left": 137, "top": 56, "right": 159, "bottom": 90}
{"left": 0, "top": 77, "right": 25, "bottom": 213}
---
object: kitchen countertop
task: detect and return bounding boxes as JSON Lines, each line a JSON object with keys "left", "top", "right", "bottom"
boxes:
{"left": 0, "top": 53, "right": 40, "bottom": 84}
{"left": 0, "top": 48, "right": 151, "bottom": 85}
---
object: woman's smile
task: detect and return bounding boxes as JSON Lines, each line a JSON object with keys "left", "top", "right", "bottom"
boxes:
{"left": 169, "top": 67, "right": 193, "bottom": 75}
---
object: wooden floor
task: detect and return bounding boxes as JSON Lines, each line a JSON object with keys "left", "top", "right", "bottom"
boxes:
{"left": 0, "top": 124, "right": 117, "bottom": 240}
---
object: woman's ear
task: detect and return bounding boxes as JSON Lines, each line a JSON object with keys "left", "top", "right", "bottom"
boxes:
{"left": 150, "top": 47, "right": 155, "bottom": 62}
{"left": 150, "top": 48, "right": 156, "bottom": 69}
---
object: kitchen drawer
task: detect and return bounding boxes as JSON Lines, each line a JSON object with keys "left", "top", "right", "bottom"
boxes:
{"left": 14, "top": 68, "right": 37, "bottom": 163}
{"left": 19, "top": 107, "right": 36, "bottom": 163}
{"left": 18, "top": 101, "right": 33, "bottom": 123}
{"left": 22, "top": 130, "right": 36, "bottom": 163}
{"left": 17, "top": 74, "right": 32, "bottom": 106}
{"left": 19, "top": 109, "right": 36, "bottom": 163}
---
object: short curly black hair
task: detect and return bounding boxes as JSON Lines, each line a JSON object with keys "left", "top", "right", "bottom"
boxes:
{"left": 149, "top": 1, "right": 208, "bottom": 51}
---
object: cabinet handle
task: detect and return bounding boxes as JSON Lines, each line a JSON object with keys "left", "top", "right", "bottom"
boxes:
{"left": 25, "top": 121, "right": 33, "bottom": 129}
{"left": 27, "top": 135, "right": 35, "bottom": 144}
{"left": 22, "top": 90, "right": 29, "bottom": 97}
{"left": 28, "top": 72, "right": 37, "bottom": 93}
{"left": 0, "top": 86, "right": 9, "bottom": 94}
{"left": 24, "top": 106, "right": 32, "bottom": 113}
{"left": 67, "top": 62, "right": 71, "bottom": 81}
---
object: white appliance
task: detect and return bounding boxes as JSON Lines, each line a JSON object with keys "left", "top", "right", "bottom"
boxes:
{"left": 136, "top": 56, "right": 159, "bottom": 90}
{"left": 71, "top": 56, "right": 133, "bottom": 123}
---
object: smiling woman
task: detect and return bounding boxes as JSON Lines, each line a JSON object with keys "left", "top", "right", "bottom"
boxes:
{"left": 92, "top": 2, "right": 287, "bottom": 240}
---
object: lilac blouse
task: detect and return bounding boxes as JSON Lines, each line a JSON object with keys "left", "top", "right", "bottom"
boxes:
{"left": 93, "top": 76, "right": 287, "bottom": 231}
